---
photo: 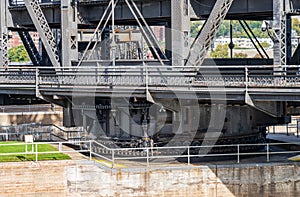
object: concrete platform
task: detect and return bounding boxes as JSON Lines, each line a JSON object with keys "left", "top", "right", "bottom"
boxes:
{"left": 267, "top": 133, "right": 300, "bottom": 144}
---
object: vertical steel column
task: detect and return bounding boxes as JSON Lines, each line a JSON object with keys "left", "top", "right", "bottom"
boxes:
{"left": 165, "top": 22, "right": 172, "bottom": 59}
{"left": 229, "top": 20, "right": 234, "bottom": 58}
{"left": 61, "top": 0, "right": 78, "bottom": 67}
{"left": 111, "top": 0, "right": 116, "bottom": 67}
{"left": 273, "top": 0, "right": 288, "bottom": 73}
{"left": 286, "top": 15, "right": 292, "bottom": 64}
{"left": 0, "top": 0, "right": 9, "bottom": 67}
{"left": 171, "top": 0, "right": 191, "bottom": 66}
{"left": 297, "top": 120, "right": 299, "bottom": 138}
{"left": 63, "top": 101, "right": 75, "bottom": 127}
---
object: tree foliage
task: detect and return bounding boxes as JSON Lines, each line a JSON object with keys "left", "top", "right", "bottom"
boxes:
{"left": 211, "top": 44, "right": 229, "bottom": 58}
{"left": 234, "top": 52, "right": 248, "bottom": 58}
{"left": 190, "top": 21, "right": 203, "bottom": 38}
{"left": 259, "top": 42, "right": 271, "bottom": 48}
{"left": 191, "top": 20, "right": 275, "bottom": 39}
{"left": 8, "top": 45, "right": 30, "bottom": 63}
{"left": 292, "top": 18, "right": 300, "bottom": 36}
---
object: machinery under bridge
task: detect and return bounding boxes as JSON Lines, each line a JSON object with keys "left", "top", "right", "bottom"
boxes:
{"left": 0, "top": 0, "right": 300, "bottom": 149}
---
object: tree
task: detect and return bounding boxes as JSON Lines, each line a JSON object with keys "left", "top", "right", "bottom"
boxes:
{"left": 210, "top": 44, "right": 229, "bottom": 58}
{"left": 234, "top": 52, "right": 248, "bottom": 58}
{"left": 292, "top": 18, "right": 300, "bottom": 36}
{"left": 190, "top": 21, "right": 203, "bottom": 38}
{"left": 191, "top": 20, "right": 271, "bottom": 40}
{"left": 216, "top": 21, "right": 230, "bottom": 37}
{"left": 259, "top": 42, "right": 270, "bottom": 48}
{"left": 8, "top": 45, "right": 30, "bottom": 63}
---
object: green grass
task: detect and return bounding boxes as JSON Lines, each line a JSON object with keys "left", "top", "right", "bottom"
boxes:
{"left": 0, "top": 141, "right": 71, "bottom": 162}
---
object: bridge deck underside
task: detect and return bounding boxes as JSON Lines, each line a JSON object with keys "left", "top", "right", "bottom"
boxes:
{"left": 8, "top": 0, "right": 298, "bottom": 28}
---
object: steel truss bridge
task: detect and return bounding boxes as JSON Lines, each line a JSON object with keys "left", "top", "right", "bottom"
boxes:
{"left": 0, "top": 0, "right": 300, "bottom": 147}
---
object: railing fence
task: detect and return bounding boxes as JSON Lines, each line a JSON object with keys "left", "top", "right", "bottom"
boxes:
{"left": 1, "top": 140, "right": 300, "bottom": 168}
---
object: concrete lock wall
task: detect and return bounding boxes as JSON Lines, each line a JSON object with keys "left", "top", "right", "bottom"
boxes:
{"left": 1, "top": 161, "right": 300, "bottom": 196}
{"left": 0, "top": 112, "right": 63, "bottom": 126}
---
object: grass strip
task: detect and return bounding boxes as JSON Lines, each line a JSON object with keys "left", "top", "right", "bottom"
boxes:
{"left": 0, "top": 141, "right": 71, "bottom": 162}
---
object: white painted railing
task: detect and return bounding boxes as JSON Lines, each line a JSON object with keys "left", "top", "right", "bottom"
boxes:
{"left": 1, "top": 139, "right": 300, "bottom": 168}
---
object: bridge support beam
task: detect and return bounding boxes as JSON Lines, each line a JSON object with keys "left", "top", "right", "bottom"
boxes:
{"left": 61, "top": 0, "right": 78, "bottom": 67}
{"left": 185, "top": 0, "right": 234, "bottom": 66}
{"left": 246, "top": 92, "right": 284, "bottom": 117}
{"left": 24, "top": 0, "right": 61, "bottom": 69}
{"left": 18, "top": 31, "right": 42, "bottom": 66}
{"left": 273, "top": 0, "right": 292, "bottom": 72}
{"left": 291, "top": 44, "right": 300, "bottom": 64}
{"left": 0, "top": 0, "right": 9, "bottom": 68}
{"left": 170, "top": 0, "right": 191, "bottom": 66}
{"left": 63, "top": 101, "right": 75, "bottom": 127}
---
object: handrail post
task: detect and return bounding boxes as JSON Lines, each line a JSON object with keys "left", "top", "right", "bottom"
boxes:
{"left": 245, "top": 67, "right": 249, "bottom": 90}
{"left": 297, "top": 120, "right": 299, "bottom": 138}
{"left": 187, "top": 146, "right": 190, "bottom": 165}
{"left": 267, "top": 143, "right": 270, "bottom": 162}
{"left": 59, "top": 142, "right": 62, "bottom": 152}
{"left": 146, "top": 148, "right": 149, "bottom": 168}
{"left": 112, "top": 149, "right": 115, "bottom": 169}
{"left": 89, "top": 140, "right": 92, "bottom": 160}
{"left": 237, "top": 144, "right": 240, "bottom": 164}
{"left": 5, "top": 129, "right": 8, "bottom": 142}
{"left": 35, "top": 67, "right": 40, "bottom": 98}
{"left": 35, "top": 143, "right": 38, "bottom": 162}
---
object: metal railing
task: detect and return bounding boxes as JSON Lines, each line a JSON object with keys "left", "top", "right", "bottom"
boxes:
{"left": 1, "top": 66, "right": 300, "bottom": 91}
{"left": 9, "top": 0, "right": 60, "bottom": 6}
{"left": 37, "top": 65, "right": 300, "bottom": 88}
{"left": 9, "top": 0, "right": 123, "bottom": 7}
{"left": 102, "top": 142, "right": 300, "bottom": 168}
{"left": 90, "top": 140, "right": 300, "bottom": 168}
{"left": 285, "top": 119, "right": 300, "bottom": 137}
{"left": 1, "top": 139, "right": 300, "bottom": 168}
{"left": 0, "top": 123, "right": 84, "bottom": 142}
{"left": 0, "top": 140, "right": 90, "bottom": 162}
{"left": 0, "top": 104, "right": 61, "bottom": 113}
{"left": 268, "top": 118, "right": 300, "bottom": 138}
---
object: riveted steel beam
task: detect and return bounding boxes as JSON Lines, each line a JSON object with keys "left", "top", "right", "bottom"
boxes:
{"left": 0, "top": 0, "right": 9, "bottom": 67}
{"left": 186, "top": 0, "right": 234, "bottom": 67}
{"left": 24, "top": 0, "right": 60, "bottom": 69}
{"left": 61, "top": 0, "right": 78, "bottom": 67}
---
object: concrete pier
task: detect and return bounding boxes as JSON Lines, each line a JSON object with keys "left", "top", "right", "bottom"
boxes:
{"left": 0, "top": 160, "right": 300, "bottom": 196}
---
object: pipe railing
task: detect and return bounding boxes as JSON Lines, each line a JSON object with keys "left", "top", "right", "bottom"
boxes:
{"left": 106, "top": 141, "right": 300, "bottom": 167}
{"left": 0, "top": 140, "right": 90, "bottom": 162}
{"left": 0, "top": 104, "right": 61, "bottom": 113}
{"left": 9, "top": 0, "right": 60, "bottom": 6}
{"left": 0, "top": 123, "right": 84, "bottom": 142}
{"left": 1, "top": 139, "right": 300, "bottom": 168}
{"left": 0, "top": 66, "right": 300, "bottom": 90}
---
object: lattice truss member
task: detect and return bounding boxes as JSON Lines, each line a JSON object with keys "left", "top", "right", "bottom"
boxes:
{"left": 186, "top": 0, "right": 234, "bottom": 67}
